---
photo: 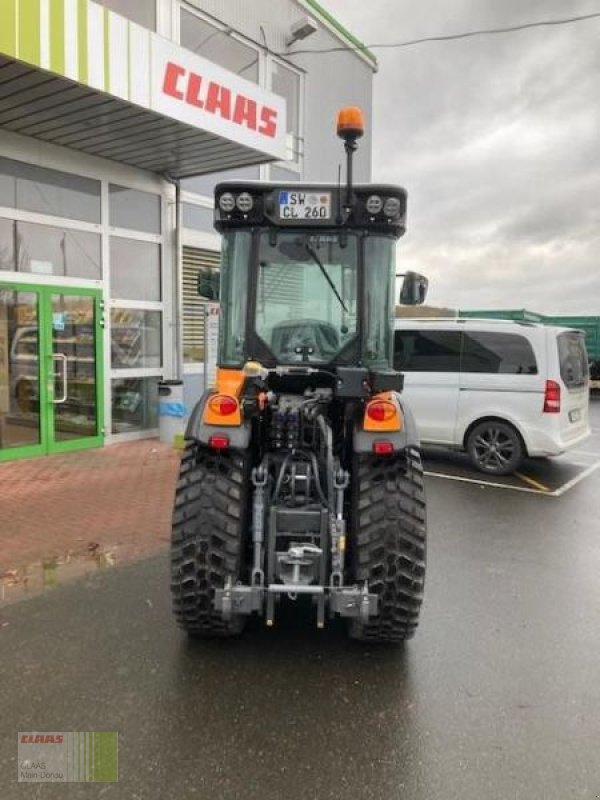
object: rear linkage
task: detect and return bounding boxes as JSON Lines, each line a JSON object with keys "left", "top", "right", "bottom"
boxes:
{"left": 215, "top": 410, "right": 378, "bottom": 628}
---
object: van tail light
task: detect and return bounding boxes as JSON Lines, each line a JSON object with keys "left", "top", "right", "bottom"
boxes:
{"left": 543, "top": 380, "right": 561, "bottom": 413}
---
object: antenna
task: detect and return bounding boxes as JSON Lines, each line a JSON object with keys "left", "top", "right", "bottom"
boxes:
{"left": 336, "top": 163, "right": 343, "bottom": 225}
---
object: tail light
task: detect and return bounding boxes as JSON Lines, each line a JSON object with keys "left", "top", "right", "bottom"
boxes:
{"left": 208, "top": 435, "right": 230, "bottom": 450}
{"left": 372, "top": 440, "right": 394, "bottom": 455}
{"left": 208, "top": 394, "right": 238, "bottom": 416}
{"left": 366, "top": 400, "right": 396, "bottom": 423}
{"left": 543, "top": 380, "right": 561, "bottom": 413}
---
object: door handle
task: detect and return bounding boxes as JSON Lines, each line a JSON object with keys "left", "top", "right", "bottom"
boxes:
{"left": 53, "top": 353, "right": 68, "bottom": 404}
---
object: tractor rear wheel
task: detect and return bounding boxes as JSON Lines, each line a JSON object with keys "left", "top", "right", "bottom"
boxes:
{"left": 349, "top": 447, "right": 427, "bottom": 643}
{"left": 170, "top": 440, "right": 250, "bottom": 638}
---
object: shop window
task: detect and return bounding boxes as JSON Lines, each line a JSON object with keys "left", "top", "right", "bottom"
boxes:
{"left": 182, "top": 246, "right": 220, "bottom": 363}
{"left": 0, "top": 157, "right": 100, "bottom": 223}
{"left": 16, "top": 222, "right": 101, "bottom": 280}
{"left": 96, "top": 0, "right": 156, "bottom": 30}
{"left": 179, "top": 9, "right": 259, "bottom": 82}
{"left": 109, "top": 185, "right": 161, "bottom": 234}
{"left": 110, "top": 238, "right": 161, "bottom": 302}
{"left": 182, "top": 203, "right": 214, "bottom": 231}
{"left": 111, "top": 377, "right": 159, "bottom": 434}
{"left": 271, "top": 61, "right": 302, "bottom": 164}
{"left": 181, "top": 165, "right": 260, "bottom": 199}
{"left": 110, "top": 309, "right": 162, "bottom": 369}
{"left": 0, "top": 219, "right": 15, "bottom": 271}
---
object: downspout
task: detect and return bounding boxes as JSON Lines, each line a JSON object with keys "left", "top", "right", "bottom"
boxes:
{"left": 175, "top": 178, "right": 183, "bottom": 381}
{"left": 164, "top": 174, "right": 183, "bottom": 381}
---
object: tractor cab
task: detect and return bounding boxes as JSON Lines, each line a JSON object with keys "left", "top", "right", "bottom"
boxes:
{"left": 215, "top": 181, "right": 411, "bottom": 380}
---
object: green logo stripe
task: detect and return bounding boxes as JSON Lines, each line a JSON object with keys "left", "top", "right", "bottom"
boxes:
{"left": 77, "top": 0, "right": 87, "bottom": 83}
{"left": 18, "top": 0, "right": 41, "bottom": 66}
{"left": 49, "top": 0, "right": 65, "bottom": 75}
{"left": 0, "top": 0, "right": 17, "bottom": 57}
{"left": 93, "top": 732, "right": 118, "bottom": 782}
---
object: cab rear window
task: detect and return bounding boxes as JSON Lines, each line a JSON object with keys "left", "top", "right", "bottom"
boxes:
{"left": 557, "top": 332, "right": 588, "bottom": 389}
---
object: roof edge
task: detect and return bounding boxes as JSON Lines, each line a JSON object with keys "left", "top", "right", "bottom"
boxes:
{"left": 298, "top": 0, "right": 377, "bottom": 70}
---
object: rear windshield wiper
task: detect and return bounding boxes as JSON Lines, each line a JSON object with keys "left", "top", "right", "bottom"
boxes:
{"left": 305, "top": 243, "right": 348, "bottom": 312}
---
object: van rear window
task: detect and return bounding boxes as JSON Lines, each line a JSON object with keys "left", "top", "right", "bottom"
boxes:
{"left": 557, "top": 331, "right": 588, "bottom": 389}
{"left": 461, "top": 332, "right": 538, "bottom": 374}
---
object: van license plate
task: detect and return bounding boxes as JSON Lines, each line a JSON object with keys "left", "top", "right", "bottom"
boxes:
{"left": 569, "top": 409, "right": 581, "bottom": 423}
{"left": 279, "top": 191, "right": 331, "bottom": 220}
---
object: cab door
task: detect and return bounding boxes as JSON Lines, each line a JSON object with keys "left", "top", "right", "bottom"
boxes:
{"left": 394, "top": 328, "right": 461, "bottom": 445}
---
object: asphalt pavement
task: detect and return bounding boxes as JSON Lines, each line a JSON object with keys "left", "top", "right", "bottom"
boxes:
{"left": 2, "top": 408, "right": 600, "bottom": 800}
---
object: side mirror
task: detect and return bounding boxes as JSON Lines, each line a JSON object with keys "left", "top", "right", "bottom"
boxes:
{"left": 399, "top": 271, "right": 428, "bottom": 305}
{"left": 197, "top": 267, "right": 220, "bottom": 300}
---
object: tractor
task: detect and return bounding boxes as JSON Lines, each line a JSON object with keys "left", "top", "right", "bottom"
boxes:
{"left": 170, "top": 107, "right": 428, "bottom": 643}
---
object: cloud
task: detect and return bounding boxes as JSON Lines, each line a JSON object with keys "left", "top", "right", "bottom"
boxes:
{"left": 320, "top": 0, "right": 600, "bottom": 313}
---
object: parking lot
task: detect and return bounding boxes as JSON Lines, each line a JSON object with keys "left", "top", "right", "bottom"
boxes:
{"left": 422, "top": 395, "right": 600, "bottom": 496}
{"left": 2, "top": 399, "right": 600, "bottom": 798}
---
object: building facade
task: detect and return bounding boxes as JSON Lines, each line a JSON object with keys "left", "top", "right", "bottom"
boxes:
{"left": 0, "top": 0, "right": 375, "bottom": 461}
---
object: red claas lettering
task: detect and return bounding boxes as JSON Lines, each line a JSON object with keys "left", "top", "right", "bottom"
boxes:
{"left": 185, "top": 73, "right": 204, "bottom": 108}
{"left": 259, "top": 106, "right": 277, "bottom": 138}
{"left": 163, "top": 62, "right": 185, "bottom": 100}
{"left": 161, "top": 62, "right": 278, "bottom": 139}
{"left": 20, "top": 734, "right": 64, "bottom": 744}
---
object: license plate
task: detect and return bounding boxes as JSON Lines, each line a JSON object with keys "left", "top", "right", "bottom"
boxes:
{"left": 278, "top": 191, "right": 331, "bottom": 221}
{"left": 569, "top": 408, "right": 581, "bottom": 423}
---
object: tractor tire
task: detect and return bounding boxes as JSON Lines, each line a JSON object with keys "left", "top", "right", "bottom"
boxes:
{"left": 349, "top": 447, "right": 427, "bottom": 643}
{"left": 170, "top": 439, "right": 251, "bottom": 638}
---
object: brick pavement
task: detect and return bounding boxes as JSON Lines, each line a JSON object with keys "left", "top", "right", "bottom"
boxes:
{"left": 0, "top": 440, "right": 180, "bottom": 578}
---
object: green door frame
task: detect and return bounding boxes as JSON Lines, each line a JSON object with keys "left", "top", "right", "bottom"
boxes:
{"left": 0, "top": 282, "right": 104, "bottom": 462}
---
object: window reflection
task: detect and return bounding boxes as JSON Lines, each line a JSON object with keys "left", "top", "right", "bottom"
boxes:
{"left": 111, "top": 377, "right": 158, "bottom": 434}
{"left": 0, "top": 289, "right": 41, "bottom": 450}
{"left": 111, "top": 309, "right": 162, "bottom": 369}
{"left": 0, "top": 156, "right": 100, "bottom": 223}
{"left": 16, "top": 222, "right": 101, "bottom": 280}
{"left": 110, "top": 238, "right": 161, "bottom": 301}
{"left": 180, "top": 10, "right": 259, "bottom": 81}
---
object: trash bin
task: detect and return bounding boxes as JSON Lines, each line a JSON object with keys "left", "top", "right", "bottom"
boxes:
{"left": 158, "top": 380, "right": 186, "bottom": 446}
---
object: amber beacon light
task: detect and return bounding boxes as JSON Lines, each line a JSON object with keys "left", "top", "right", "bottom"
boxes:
{"left": 336, "top": 106, "right": 365, "bottom": 141}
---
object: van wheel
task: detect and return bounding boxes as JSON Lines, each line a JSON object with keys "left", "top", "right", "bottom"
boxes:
{"left": 466, "top": 420, "right": 523, "bottom": 476}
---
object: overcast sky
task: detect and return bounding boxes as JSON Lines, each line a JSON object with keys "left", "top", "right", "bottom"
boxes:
{"left": 320, "top": 0, "right": 600, "bottom": 314}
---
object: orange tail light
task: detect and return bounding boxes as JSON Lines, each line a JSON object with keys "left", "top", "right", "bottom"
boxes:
{"left": 364, "top": 394, "right": 402, "bottom": 432}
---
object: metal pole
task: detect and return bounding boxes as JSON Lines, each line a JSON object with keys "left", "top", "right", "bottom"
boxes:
{"left": 344, "top": 138, "right": 357, "bottom": 211}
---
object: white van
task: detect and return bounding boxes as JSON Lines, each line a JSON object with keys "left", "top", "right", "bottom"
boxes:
{"left": 394, "top": 319, "right": 591, "bottom": 474}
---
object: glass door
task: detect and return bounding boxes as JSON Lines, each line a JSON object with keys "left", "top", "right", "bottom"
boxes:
{"left": 48, "top": 289, "right": 104, "bottom": 452}
{"left": 0, "top": 285, "right": 45, "bottom": 460}
{"left": 0, "top": 283, "right": 104, "bottom": 461}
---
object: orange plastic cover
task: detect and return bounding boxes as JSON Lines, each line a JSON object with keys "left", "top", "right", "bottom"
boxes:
{"left": 363, "top": 392, "right": 403, "bottom": 432}
{"left": 202, "top": 368, "right": 244, "bottom": 426}
{"left": 336, "top": 106, "right": 365, "bottom": 138}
